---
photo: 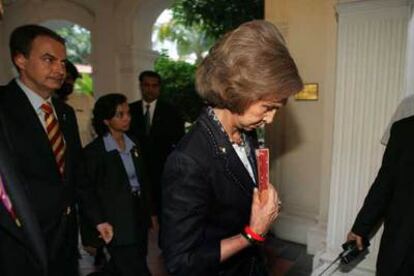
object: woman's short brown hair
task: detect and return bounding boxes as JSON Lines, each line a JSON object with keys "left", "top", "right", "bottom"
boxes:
{"left": 196, "top": 20, "right": 303, "bottom": 114}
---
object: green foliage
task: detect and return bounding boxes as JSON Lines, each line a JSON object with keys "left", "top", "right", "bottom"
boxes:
{"left": 152, "top": 1, "right": 264, "bottom": 123}
{"left": 154, "top": 54, "right": 203, "bottom": 122}
{"left": 56, "top": 25, "right": 91, "bottom": 64}
{"left": 74, "top": 73, "right": 93, "bottom": 96}
{"left": 156, "top": 18, "right": 215, "bottom": 64}
{"left": 172, "top": 0, "right": 264, "bottom": 39}
{"left": 55, "top": 25, "right": 93, "bottom": 95}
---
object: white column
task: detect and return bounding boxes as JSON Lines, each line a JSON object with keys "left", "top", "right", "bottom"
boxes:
{"left": 313, "top": 0, "right": 412, "bottom": 275}
{"left": 405, "top": 14, "right": 414, "bottom": 96}
{"left": 116, "top": 47, "right": 159, "bottom": 102}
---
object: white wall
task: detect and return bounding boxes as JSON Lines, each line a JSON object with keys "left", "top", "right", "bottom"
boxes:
{"left": 266, "top": 3, "right": 413, "bottom": 267}
{"left": 405, "top": 14, "right": 414, "bottom": 97}
{"left": 313, "top": 0, "right": 412, "bottom": 274}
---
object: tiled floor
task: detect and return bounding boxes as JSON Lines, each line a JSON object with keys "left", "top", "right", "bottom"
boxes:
{"left": 265, "top": 237, "right": 313, "bottom": 276}
{"left": 80, "top": 231, "right": 313, "bottom": 276}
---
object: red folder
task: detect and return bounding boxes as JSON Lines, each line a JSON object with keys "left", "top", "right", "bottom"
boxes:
{"left": 256, "top": 148, "right": 269, "bottom": 191}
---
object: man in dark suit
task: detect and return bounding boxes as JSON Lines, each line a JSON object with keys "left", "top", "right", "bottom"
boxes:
{"left": 0, "top": 24, "right": 112, "bottom": 276}
{"left": 348, "top": 116, "right": 414, "bottom": 275}
{"left": 129, "top": 71, "right": 185, "bottom": 216}
{"left": 0, "top": 125, "right": 48, "bottom": 276}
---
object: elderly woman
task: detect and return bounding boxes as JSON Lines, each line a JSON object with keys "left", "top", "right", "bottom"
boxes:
{"left": 160, "top": 20, "right": 303, "bottom": 275}
{"left": 83, "top": 93, "right": 153, "bottom": 276}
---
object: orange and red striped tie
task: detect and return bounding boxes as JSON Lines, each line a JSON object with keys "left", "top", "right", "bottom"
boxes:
{"left": 40, "top": 103, "right": 66, "bottom": 175}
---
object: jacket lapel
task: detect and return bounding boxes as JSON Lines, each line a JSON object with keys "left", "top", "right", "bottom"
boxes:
{"left": 106, "top": 147, "right": 131, "bottom": 191}
{"left": 3, "top": 81, "right": 59, "bottom": 174}
{"left": 0, "top": 130, "right": 48, "bottom": 274}
{"left": 130, "top": 146, "right": 143, "bottom": 182}
{"left": 52, "top": 98, "right": 69, "bottom": 140}
{"left": 199, "top": 111, "right": 257, "bottom": 197}
{"left": 151, "top": 101, "right": 164, "bottom": 133}
{"left": 136, "top": 101, "right": 145, "bottom": 125}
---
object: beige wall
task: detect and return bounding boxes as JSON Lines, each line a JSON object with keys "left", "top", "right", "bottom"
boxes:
{"left": 265, "top": 0, "right": 337, "bottom": 249}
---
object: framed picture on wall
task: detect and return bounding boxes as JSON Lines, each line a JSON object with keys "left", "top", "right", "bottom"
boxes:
{"left": 295, "top": 83, "right": 319, "bottom": 101}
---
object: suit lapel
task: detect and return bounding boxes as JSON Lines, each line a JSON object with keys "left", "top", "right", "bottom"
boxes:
{"left": 130, "top": 144, "right": 148, "bottom": 191}
{"left": 52, "top": 98, "right": 69, "bottom": 140}
{"left": 152, "top": 101, "right": 162, "bottom": 130}
{"left": 136, "top": 101, "right": 145, "bottom": 124}
{"left": 106, "top": 148, "right": 131, "bottom": 191}
{"left": 130, "top": 146, "right": 141, "bottom": 176}
{"left": 217, "top": 142, "right": 257, "bottom": 196}
{"left": 130, "top": 101, "right": 145, "bottom": 138}
{"left": 0, "top": 130, "right": 48, "bottom": 273}
{"left": 200, "top": 111, "right": 256, "bottom": 197}
{"left": 4, "top": 81, "right": 59, "bottom": 173}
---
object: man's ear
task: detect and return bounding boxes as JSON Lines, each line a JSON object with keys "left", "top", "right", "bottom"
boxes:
{"left": 14, "top": 53, "right": 27, "bottom": 72}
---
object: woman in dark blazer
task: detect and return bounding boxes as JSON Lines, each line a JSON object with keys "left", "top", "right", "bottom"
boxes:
{"left": 84, "top": 93, "right": 153, "bottom": 276}
{"left": 160, "top": 20, "right": 303, "bottom": 276}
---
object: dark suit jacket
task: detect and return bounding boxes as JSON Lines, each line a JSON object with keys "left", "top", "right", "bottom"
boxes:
{"left": 352, "top": 116, "right": 414, "bottom": 275}
{"left": 0, "top": 126, "right": 48, "bottom": 276}
{"left": 0, "top": 80, "right": 97, "bottom": 275}
{"left": 83, "top": 135, "right": 152, "bottom": 246}
{"left": 129, "top": 99, "right": 185, "bottom": 214}
{"left": 160, "top": 108, "right": 265, "bottom": 276}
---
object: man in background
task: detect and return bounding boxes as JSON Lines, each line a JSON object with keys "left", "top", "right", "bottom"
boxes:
{"left": 55, "top": 60, "right": 95, "bottom": 147}
{"left": 129, "top": 70, "right": 185, "bottom": 217}
{"left": 0, "top": 124, "right": 48, "bottom": 276}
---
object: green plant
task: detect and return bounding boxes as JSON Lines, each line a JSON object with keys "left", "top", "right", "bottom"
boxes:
{"left": 154, "top": 54, "right": 203, "bottom": 122}
{"left": 56, "top": 24, "right": 91, "bottom": 65}
{"left": 74, "top": 73, "right": 93, "bottom": 96}
{"left": 172, "top": 0, "right": 264, "bottom": 39}
{"left": 156, "top": 18, "right": 215, "bottom": 64}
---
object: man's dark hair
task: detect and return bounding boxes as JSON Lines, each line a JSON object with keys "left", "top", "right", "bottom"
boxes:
{"left": 65, "top": 60, "right": 80, "bottom": 80}
{"left": 9, "top": 24, "right": 65, "bottom": 69}
{"left": 92, "top": 93, "right": 128, "bottom": 136}
{"left": 139, "top": 70, "right": 161, "bottom": 83}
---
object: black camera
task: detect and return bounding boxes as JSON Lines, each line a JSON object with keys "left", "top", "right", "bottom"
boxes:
{"left": 340, "top": 239, "right": 370, "bottom": 264}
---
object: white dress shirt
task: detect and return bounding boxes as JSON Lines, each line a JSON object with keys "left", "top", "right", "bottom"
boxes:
{"left": 15, "top": 78, "right": 57, "bottom": 132}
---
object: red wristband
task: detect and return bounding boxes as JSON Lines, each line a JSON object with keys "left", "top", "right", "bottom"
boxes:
{"left": 244, "top": 226, "right": 265, "bottom": 242}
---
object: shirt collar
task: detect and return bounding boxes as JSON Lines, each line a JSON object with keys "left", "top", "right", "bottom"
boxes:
{"left": 16, "top": 78, "right": 52, "bottom": 111}
{"left": 103, "top": 133, "right": 135, "bottom": 153}
{"left": 142, "top": 99, "right": 157, "bottom": 109}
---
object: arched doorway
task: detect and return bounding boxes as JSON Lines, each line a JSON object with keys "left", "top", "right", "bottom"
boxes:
{"left": 41, "top": 20, "right": 93, "bottom": 97}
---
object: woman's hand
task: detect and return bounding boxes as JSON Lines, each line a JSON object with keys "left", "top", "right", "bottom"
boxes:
{"left": 96, "top": 222, "right": 113, "bottom": 244}
{"left": 249, "top": 184, "right": 280, "bottom": 235}
{"left": 220, "top": 185, "right": 279, "bottom": 262}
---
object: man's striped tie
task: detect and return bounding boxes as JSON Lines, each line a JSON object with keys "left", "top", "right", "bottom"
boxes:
{"left": 40, "top": 103, "right": 65, "bottom": 175}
